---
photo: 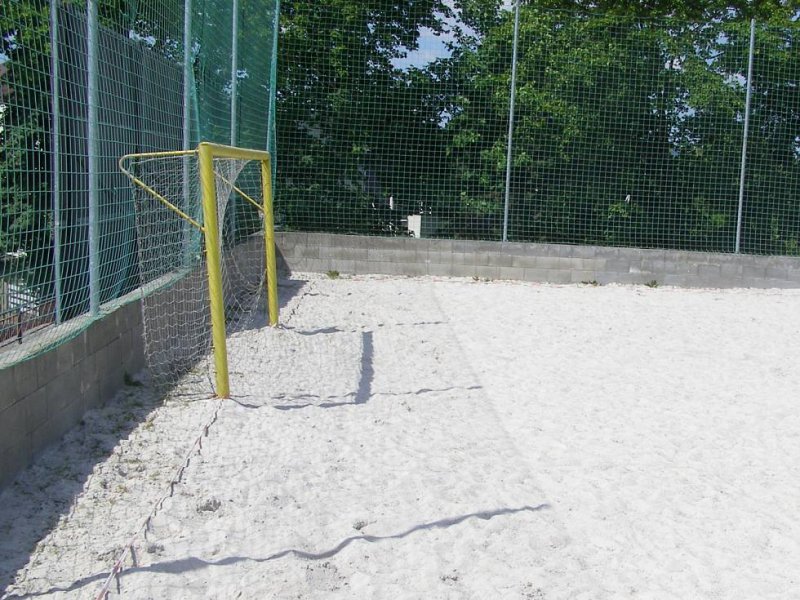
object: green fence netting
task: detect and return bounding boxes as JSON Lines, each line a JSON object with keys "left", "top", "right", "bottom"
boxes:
{"left": 275, "top": 3, "right": 799, "bottom": 254}
{"left": 0, "top": 0, "right": 279, "bottom": 367}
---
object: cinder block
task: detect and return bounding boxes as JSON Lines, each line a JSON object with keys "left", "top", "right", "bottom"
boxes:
{"left": 450, "top": 263, "right": 477, "bottom": 278}
{"left": 276, "top": 232, "right": 307, "bottom": 248}
{"left": 87, "top": 316, "right": 120, "bottom": 355}
{"left": 521, "top": 268, "right": 549, "bottom": 282}
{"left": 0, "top": 365, "right": 18, "bottom": 413}
{"left": 498, "top": 267, "right": 525, "bottom": 281}
{"left": 350, "top": 261, "right": 373, "bottom": 275}
{"left": 640, "top": 259, "right": 666, "bottom": 273}
{"left": 697, "top": 263, "right": 722, "bottom": 278}
{"left": 542, "top": 270, "right": 573, "bottom": 284}
{"left": 321, "top": 246, "right": 368, "bottom": 261}
{"left": 718, "top": 263, "right": 743, "bottom": 278}
{"left": 475, "top": 265, "right": 500, "bottom": 280}
{"left": 426, "top": 251, "right": 452, "bottom": 266}
{"left": 366, "top": 248, "right": 388, "bottom": 262}
{"left": 552, "top": 244, "right": 576, "bottom": 257}
{"left": 452, "top": 240, "right": 477, "bottom": 254}
{"left": 570, "top": 270, "right": 599, "bottom": 284}
{"left": 511, "top": 255, "right": 539, "bottom": 269}
{"left": 332, "top": 260, "right": 356, "bottom": 274}
{"left": 24, "top": 387, "right": 49, "bottom": 433}
{"left": 373, "top": 261, "right": 405, "bottom": 275}
{"left": 765, "top": 265, "right": 789, "bottom": 280}
{"left": 376, "top": 236, "right": 408, "bottom": 250}
{"left": 54, "top": 336, "right": 80, "bottom": 374}
{"left": 450, "top": 252, "right": 473, "bottom": 266}
{"left": 13, "top": 358, "right": 38, "bottom": 399}
{"left": 487, "top": 253, "right": 514, "bottom": 268}
{"left": 663, "top": 261, "right": 699, "bottom": 275}
{"left": 299, "top": 245, "right": 320, "bottom": 259}
{"left": 35, "top": 349, "right": 58, "bottom": 389}
{"left": 535, "top": 256, "right": 570, "bottom": 270}
{"left": 571, "top": 245, "right": 603, "bottom": 259}
{"left": 429, "top": 239, "right": 453, "bottom": 253}
{"left": 427, "top": 263, "right": 454, "bottom": 278}
{"left": 741, "top": 265, "right": 767, "bottom": 280}
{"left": 45, "top": 366, "right": 80, "bottom": 416}
{"left": 592, "top": 246, "right": 622, "bottom": 259}
{"left": 605, "top": 259, "right": 632, "bottom": 273}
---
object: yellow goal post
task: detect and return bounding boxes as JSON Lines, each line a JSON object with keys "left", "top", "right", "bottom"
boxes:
{"left": 119, "top": 142, "right": 279, "bottom": 398}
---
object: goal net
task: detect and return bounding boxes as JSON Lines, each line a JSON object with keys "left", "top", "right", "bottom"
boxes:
{"left": 119, "top": 144, "right": 278, "bottom": 397}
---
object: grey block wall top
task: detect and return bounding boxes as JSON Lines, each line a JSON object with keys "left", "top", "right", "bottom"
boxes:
{"left": 276, "top": 232, "right": 800, "bottom": 290}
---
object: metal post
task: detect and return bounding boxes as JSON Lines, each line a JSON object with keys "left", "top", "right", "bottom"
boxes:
{"left": 735, "top": 18, "right": 756, "bottom": 254}
{"left": 198, "top": 143, "right": 230, "bottom": 398}
{"left": 502, "top": 0, "right": 521, "bottom": 243}
{"left": 267, "top": 0, "right": 280, "bottom": 155}
{"left": 228, "top": 0, "right": 240, "bottom": 240}
{"left": 183, "top": 0, "right": 192, "bottom": 152}
{"left": 50, "top": 0, "right": 63, "bottom": 324}
{"left": 182, "top": 0, "right": 194, "bottom": 262}
{"left": 230, "top": 0, "right": 239, "bottom": 147}
{"left": 261, "top": 157, "right": 278, "bottom": 326}
{"left": 87, "top": 0, "right": 100, "bottom": 314}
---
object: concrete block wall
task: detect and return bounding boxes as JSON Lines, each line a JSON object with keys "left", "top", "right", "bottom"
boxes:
{"left": 275, "top": 232, "right": 800, "bottom": 289}
{"left": 0, "top": 297, "right": 145, "bottom": 489}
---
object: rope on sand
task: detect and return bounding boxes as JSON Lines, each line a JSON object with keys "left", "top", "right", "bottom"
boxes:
{"left": 94, "top": 398, "right": 224, "bottom": 600}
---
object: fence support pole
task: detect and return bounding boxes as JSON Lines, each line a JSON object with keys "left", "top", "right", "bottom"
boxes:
{"left": 267, "top": 0, "right": 280, "bottom": 156}
{"left": 229, "top": 0, "right": 240, "bottom": 238}
{"left": 230, "top": 0, "right": 239, "bottom": 147}
{"left": 735, "top": 18, "right": 756, "bottom": 254}
{"left": 183, "top": 0, "right": 192, "bottom": 153}
{"left": 50, "top": 0, "right": 63, "bottom": 324}
{"left": 87, "top": 0, "right": 100, "bottom": 314}
{"left": 182, "top": 0, "right": 194, "bottom": 264}
{"left": 502, "top": 0, "right": 521, "bottom": 243}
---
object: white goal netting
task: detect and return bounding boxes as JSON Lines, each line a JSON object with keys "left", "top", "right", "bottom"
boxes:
{"left": 121, "top": 151, "right": 268, "bottom": 394}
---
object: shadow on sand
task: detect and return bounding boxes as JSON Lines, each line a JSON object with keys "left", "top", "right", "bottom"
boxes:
{"left": 0, "top": 273, "right": 309, "bottom": 598}
{"left": 8, "top": 504, "right": 549, "bottom": 598}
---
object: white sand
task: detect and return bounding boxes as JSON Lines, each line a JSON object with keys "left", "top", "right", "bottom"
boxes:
{"left": 2, "top": 274, "right": 800, "bottom": 599}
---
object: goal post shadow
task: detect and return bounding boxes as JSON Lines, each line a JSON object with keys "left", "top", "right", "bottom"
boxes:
{"left": 120, "top": 142, "right": 279, "bottom": 398}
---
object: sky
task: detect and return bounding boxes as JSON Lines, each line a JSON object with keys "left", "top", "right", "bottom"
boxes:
{"left": 393, "top": 0, "right": 517, "bottom": 70}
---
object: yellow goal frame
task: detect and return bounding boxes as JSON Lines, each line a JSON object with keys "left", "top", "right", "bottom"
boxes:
{"left": 120, "top": 142, "right": 279, "bottom": 398}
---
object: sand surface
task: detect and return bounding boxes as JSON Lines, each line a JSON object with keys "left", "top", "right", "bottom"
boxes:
{"left": 1, "top": 274, "right": 799, "bottom": 599}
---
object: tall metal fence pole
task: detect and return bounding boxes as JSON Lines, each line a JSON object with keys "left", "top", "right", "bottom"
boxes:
{"left": 230, "top": 0, "right": 239, "bottom": 147}
{"left": 229, "top": 0, "right": 240, "bottom": 238}
{"left": 183, "top": 0, "right": 192, "bottom": 152}
{"left": 87, "top": 0, "right": 100, "bottom": 314}
{"left": 50, "top": 0, "right": 63, "bottom": 324}
{"left": 182, "top": 0, "right": 193, "bottom": 263}
{"left": 267, "top": 0, "right": 280, "bottom": 156}
{"left": 502, "top": 0, "right": 521, "bottom": 243}
{"left": 735, "top": 18, "right": 756, "bottom": 254}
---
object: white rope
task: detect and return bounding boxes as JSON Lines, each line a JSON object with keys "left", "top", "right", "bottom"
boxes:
{"left": 94, "top": 398, "right": 224, "bottom": 600}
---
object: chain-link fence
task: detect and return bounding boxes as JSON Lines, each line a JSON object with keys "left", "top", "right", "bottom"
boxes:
{"left": 0, "top": 0, "right": 278, "bottom": 367}
{"left": 275, "top": 5, "right": 799, "bottom": 255}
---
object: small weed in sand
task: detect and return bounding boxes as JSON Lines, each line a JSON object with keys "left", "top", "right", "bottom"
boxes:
{"left": 645, "top": 279, "right": 659, "bottom": 288}
{"left": 326, "top": 270, "right": 340, "bottom": 279}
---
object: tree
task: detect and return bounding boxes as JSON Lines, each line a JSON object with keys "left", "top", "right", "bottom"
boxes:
{"left": 276, "top": 0, "right": 455, "bottom": 234}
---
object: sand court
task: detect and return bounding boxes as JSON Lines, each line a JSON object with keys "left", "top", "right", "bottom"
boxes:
{"left": 2, "top": 274, "right": 799, "bottom": 598}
